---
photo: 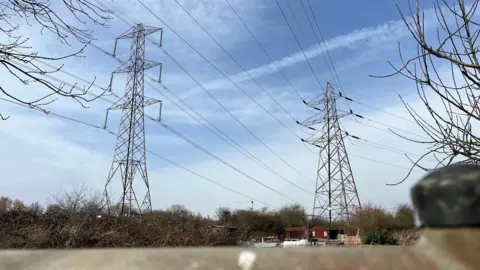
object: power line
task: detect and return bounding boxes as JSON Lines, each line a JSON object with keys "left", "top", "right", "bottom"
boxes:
{"left": 25, "top": 18, "right": 316, "bottom": 194}
{"left": 26, "top": 23, "right": 317, "bottom": 193}
{"left": 342, "top": 96, "right": 416, "bottom": 124}
{"left": 104, "top": 0, "right": 316, "bottom": 184}
{"left": 0, "top": 96, "right": 277, "bottom": 208}
{"left": 159, "top": 122, "right": 304, "bottom": 202}
{"left": 285, "top": 0, "right": 360, "bottom": 116}
{"left": 348, "top": 152, "right": 424, "bottom": 173}
{"left": 35, "top": 9, "right": 317, "bottom": 193}
{"left": 159, "top": 48, "right": 315, "bottom": 182}
{"left": 342, "top": 108, "right": 430, "bottom": 140}
{"left": 224, "top": 0, "right": 305, "bottom": 101}
{"left": 297, "top": 103, "right": 434, "bottom": 164}
{"left": 123, "top": 3, "right": 425, "bottom": 177}
{"left": 22, "top": 1, "right": 424, "bottom": 188}
{"left": 19, "top": 59, "right": 316, "bottom": 197}
{"left": 2, "top": 1, "right": 428, "bottom": 211}
{"left": 275, "top": 0, "right": 326, "bottom": 89}
{"left": 344, "top": 133, "right": 439, "bottom": 164}
{"left": 11, "top": 59, "right": 118, "bottom": 104}
{"left": 35, "top": 55, "right": 316, "bottom": 193}
{"left": 13, "top": 51, "right": 314, "bottom": 200}
{"left": 282, "top": 0, "right": 337, "bottom": 89}
{"left": 145, "top": 149, "right": 276, "bottom": 208}
{"left": 302, "top": 0, "right": 345, "bottom": 94}
{"left": 171, "top": 0, "right": 303, "bottom": 130}
{"left": 302, "top": 0, "right": 396, "bottom": 111}
{"left": 276, "top": 0, "right": 359, "bottom": 125}
{"left": 0, "top": 97, "right": 114, "bottom": 133}
{"left": 148, "top": 83, "right": 315, "bottom": 191}
{"left": 300, "top": 136, "right": 427, "bottom": 173}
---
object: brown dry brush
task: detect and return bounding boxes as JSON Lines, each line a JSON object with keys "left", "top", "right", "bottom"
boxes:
{"left": 0, "top": 194, "right": 419, "bottom": 248}
{"left": 0, "top": 210, "right": 233, "bottom": 248}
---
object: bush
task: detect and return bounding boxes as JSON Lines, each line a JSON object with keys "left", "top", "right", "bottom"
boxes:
{"left": 349, "top": 203, "right": 394, "bottom": 232}
{"left": 393, "top": 204, "right": 415, "bottom": 229}
{"left": 0, "top": 188, "right": 420, "bottom": 248}
{"left": 363, "top": 231, "right": 398, "bottom": 245}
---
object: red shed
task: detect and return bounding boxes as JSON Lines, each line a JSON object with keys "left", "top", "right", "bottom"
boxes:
{"left": 284, "top": 226, "right": 328, "bottom": 240}
{"left": 311, "top": 226, "right": 328, "bottom": 240}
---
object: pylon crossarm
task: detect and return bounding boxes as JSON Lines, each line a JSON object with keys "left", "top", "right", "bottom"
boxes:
{"left": 107, "top": 97, "right": 131, "bottom": 110}
{"left": 305, "top": 98, "right": 328, "bottom": 107}
{"left": 141, "top": 26, "right": 163, "bottom": 36}
{"left": 113, "top": 61, "right": 134, "bottom": 74}
{"left": 297, "top": 112, "right": 324, "bottom": 127}
{"left": 116, "top": 26, "right": 137, "bottom": 40}
{"left": 143, "top": 60, "right": 161, "bottom": 70}
{"left": 118, "top": 24, "right": 162, "bottom": 39}
{"left": 143, "top": 97, "right": 161, "bottom": 107}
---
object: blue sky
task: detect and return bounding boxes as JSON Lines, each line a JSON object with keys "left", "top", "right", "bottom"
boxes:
{"left": 0, "top": 0, "right": 460, "bottom": 216}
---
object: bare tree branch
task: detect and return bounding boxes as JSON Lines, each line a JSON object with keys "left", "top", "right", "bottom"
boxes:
{"left": 0, "top": 0, "right": 112, "bottom": 118}
{"left": 372, "top": 0, "right": 480, "bottom": 185}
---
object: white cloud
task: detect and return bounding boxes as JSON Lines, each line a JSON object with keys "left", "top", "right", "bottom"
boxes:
{"left": 104, "top": 0, "right": 266, "bottom": 53}
{"left": 178, "top": 8, "right": 433, "bottom": 99}
{"left": 2, "top": 0, "right": 471, "bottom": 217}
{"left": 0, "top": 80, "right": 437, "bottom": 216}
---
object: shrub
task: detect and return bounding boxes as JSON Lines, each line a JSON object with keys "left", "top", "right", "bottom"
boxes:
{"left": 363, "top": 231, "right": 398, "bottom": 245}
{"left": 393, "top": 204, "right": 415, "bottom": 229}
{"left": 0, "top": 189, "right": 420, "bottom": 247}
{"left": 349, "top": 203, "right": 394, "bottom": 232}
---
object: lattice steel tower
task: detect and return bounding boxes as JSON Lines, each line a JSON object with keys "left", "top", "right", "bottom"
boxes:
{"left": 101, "top": 24, "right": 163, "bottom": 216}
{"left": 297, "top": 82, "right": 361, "bottom": 226}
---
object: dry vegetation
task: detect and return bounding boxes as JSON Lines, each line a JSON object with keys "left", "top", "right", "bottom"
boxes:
{"left": 0, "top": 186, "right": 418, "bottom": 248}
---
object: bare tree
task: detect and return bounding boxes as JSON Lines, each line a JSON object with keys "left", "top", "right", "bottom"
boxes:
{"left": 215, "top": 207, "right": 232, "bottom": 224}
{"left": 0, "top": 0, "right": 112, "bottom": 120}
{"left": 49, "top": 183, "right": 102, "bottom": 214}
{"left": 167, "top": 204, "right": 192, "bottom": 217}
{"left": 373, "top": 0, "right": 480, "bottom": 185}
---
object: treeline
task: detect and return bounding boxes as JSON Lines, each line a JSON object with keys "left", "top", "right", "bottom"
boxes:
{"left": 0, "top": 186, "right": 417, "bottom": 248}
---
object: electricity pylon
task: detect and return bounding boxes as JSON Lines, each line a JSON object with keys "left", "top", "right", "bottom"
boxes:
{"left": 297, "top": 82, "right": 361, "bottom": 227}
{"left": 101, "top": 24, "right": 163, "bottom": 216}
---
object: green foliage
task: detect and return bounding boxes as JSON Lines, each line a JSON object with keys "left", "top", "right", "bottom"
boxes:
{"left": 363, "top": 231, "right": 398, "bottom": 245}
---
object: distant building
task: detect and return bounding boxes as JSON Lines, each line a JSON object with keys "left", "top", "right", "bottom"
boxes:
{"left": 284, "top": 226, "right": 328, "bottom": 241}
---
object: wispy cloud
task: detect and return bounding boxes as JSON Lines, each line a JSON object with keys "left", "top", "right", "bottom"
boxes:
{"left": 105, "top": 0, "right": 266, "bottom": 52}
{"left": 178, "top": 3, "right": 468, "bottom": 101}
{"left": 1, "top": 0, "right": 463, "bottom": 215}
{"left": 180, "top": 19, "right": 411, "bottom": 99}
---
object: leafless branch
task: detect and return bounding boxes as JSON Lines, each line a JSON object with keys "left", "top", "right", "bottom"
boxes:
{"left": 0, "top": 0, "right": 112, "bottom": 117}
{"left": 372, "top": 0, "right": 480, "bottom": 185}
{"left": 48, "top": 182, "right": 102, "bottom": 215}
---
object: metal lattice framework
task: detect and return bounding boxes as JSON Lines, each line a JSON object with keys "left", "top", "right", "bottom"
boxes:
{"left": 101, "top": 24, "right": 163, "bottom": 216}
{"left": 298, "top": 82, "right": 361, "bottom": 226}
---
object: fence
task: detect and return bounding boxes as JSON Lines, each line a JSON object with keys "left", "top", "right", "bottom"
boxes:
{"left": 0, "top": 163, "right": 479, "bottom": 269}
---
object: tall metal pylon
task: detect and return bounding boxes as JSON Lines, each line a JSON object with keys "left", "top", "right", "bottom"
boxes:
{"left": 297, "top": 82, "right": 361, "bottom": 227}
{"left": 101, "top": 24, "right": 163, "bottom": 216}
